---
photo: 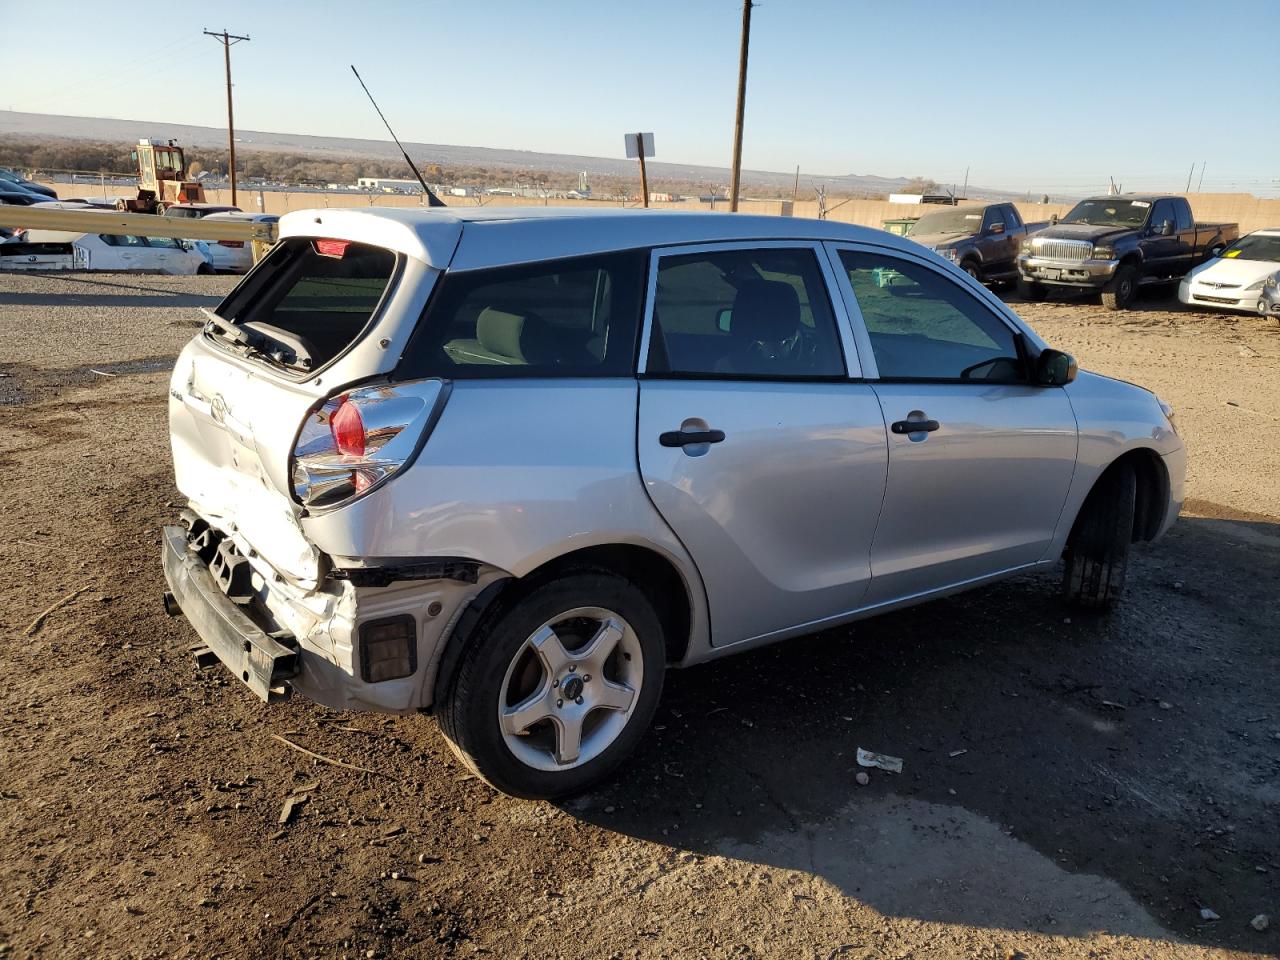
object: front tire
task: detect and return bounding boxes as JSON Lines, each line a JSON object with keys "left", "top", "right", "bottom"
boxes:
{"left": 1102, "top": 265, "right": 1138, "bottom": 310}
{"left": 962, "top": 261, "right": 983, "bottom": 283}
{"left": 1062, "top": 463, "right": 1136, "bottom": 609}
{"left": 1017, "top": 278, "right": 1048, "bottom": 301}
{"left": 439, "top": 571, "right": 665, "bottom": 799}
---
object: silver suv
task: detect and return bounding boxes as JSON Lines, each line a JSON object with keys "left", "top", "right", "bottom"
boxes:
{"left": 163, "top": 207, "right": 1185, "bottom": 798}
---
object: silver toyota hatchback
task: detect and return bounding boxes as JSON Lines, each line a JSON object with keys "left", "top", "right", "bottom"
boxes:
{"left": 163, "top": 207, "right": 1185, "bottom": 798}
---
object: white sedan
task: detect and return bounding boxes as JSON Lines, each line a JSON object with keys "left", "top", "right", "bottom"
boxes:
{"left": 8, "top": 227, "right": 214, "bottom": 275}
{"left": 1179, "top": 229, "right": 1280, "bottom": 313}
{"left": 197, "top": 211, "right": 278, "bottom": 273}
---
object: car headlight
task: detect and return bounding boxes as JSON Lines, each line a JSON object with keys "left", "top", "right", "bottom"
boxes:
{"left": 1020, "top": 240, "right": 1033, "bottom": 254}
{"left": 1157, "top": 397, "right": 1179, "bottom": 436}
{"left": 936, "top": 247, "right": 959, "bottom": 260}
{"left": 1264, "top": 274, "right": 1279, "bottom": 290}
{"left": 1092, "top": 245, "right": 1115, "bottom": 260}
{"left": 1245, "top": 277, "right": 1267, "bottom": 291}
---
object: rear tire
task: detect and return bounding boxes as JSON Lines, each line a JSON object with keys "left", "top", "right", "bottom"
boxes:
{"left": 1102, "top": 265, "right": 1138, "bottom": 310}
{"left": 439, "top": 570, "right": 665, "bottom": 799}
{"left": 1062, "top": 463, "right": 1137, "bottom": 609}
{"left": 1017, "top": 278, "right": 1048, "bottom": 301}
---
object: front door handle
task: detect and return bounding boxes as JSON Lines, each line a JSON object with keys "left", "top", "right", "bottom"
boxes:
{"left": 660, "top": 428, "right": 726, "bottom": 447}
{"left": 890, "top": 418, "right": 940, "bottom": 435}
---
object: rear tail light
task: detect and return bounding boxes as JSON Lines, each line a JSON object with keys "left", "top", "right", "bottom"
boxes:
{"left": 291, "top": 380, "right": 448, "bottom": 510}
{"left": 218, "top": 240, "right": 244, "bottom": 248}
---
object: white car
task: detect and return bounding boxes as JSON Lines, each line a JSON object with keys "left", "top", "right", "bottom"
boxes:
{"left": 5, "top": 226, "right": 213, "bottom": 274}
{"left": 1179, "top": 229, "right": 1280, "bottom": 312}
{"left": 197, "top": 212, "right": 278, "bottom": 273}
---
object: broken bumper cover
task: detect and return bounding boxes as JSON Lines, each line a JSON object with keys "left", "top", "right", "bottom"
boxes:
{"left": 161, "top": 524, "right": 299, "bottom": 703}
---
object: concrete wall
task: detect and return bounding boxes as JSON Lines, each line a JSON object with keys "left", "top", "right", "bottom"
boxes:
{"left": 35, "top": 181, "right": 1280, "bottom": 235}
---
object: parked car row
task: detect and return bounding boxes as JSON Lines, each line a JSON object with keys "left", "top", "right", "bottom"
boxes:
{"left": 908, "top": 194, "right": 1276, "bottom": 316}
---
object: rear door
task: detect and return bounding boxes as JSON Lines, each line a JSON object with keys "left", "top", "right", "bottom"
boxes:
{"left": 826, "top": 242, "right": 1077, "bottom": 605}
{"left": 636, "top": 242, "right": 888, "bottom": 646}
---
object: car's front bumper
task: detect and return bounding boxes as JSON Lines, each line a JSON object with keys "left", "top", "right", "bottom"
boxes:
{"left": 1178, "top": 278, "right": 1262, "bottom": 313}
{"left": 1018, "top": 254, "right": 1119, "bottom": 287}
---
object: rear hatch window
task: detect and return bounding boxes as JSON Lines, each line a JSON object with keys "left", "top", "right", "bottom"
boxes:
{"left": 209, "top": 237, "right": 399, "bottom": 374}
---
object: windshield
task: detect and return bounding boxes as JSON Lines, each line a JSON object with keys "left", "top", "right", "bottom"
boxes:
{"left": 908, "top": 208, "right": 984, "bottom": 236}
{"left": 1219, "top": 233, "right": 1280, "bottom": 263}
{"left": 1061, "top": 198, "right": 1152, "bottom": 228}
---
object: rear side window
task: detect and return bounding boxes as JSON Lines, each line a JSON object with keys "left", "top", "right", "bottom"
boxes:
{"left": 647, "top": 247, "right": 845, "bottom": 378}
{"left": 216, "top": 238, "right": 398, "bottom": 368}
{"left": 398, "top": 250, "right": 645, "bottom": 378}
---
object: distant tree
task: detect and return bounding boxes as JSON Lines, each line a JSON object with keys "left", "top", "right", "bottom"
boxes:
{"left": 901, "top": 177, "right": 939, "bottom": 195}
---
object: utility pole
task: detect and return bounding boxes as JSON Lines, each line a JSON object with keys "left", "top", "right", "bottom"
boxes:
{"left": 728, "top": 0, "right": 753, "bottom": 212}
{"left": 204, "top": 29, "right": 250, "bottom": 206}
{"left": 1185, "top": 162, "right": 1195, "bottom": 193}
{"left": 637, "top": 135, "right": 650, "bottom": 208}
{"left": 961, "top": 166, "right": 970, "bottom": 199}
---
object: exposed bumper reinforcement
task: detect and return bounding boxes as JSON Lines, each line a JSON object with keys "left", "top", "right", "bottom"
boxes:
{"left": 161, "top": 524, "right": 298, "bottom": 703}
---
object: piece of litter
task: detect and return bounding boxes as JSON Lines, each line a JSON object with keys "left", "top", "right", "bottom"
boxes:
{"left": 948, "top": 749, "right": 968, "bottom": 758}
{"left": 856, "top": 747, "right": 903, "bottom": 774}
{"left": 89, "top": 369, "right": 118, "bottom": 378}
{"left": 1251, "top": 914, "right": 1269, "bottom": 932}
{"left": 855, "top": 772, "right": 870, "bottom": 786}
{"left": 1100, "top": 700, "right": 1127, "bottom": 710}
{"left": 1158, "top": 701, "right": 1173, "bottom": 710}
{"left": 1200, "top": 907, "right": 1220, "bottom": 921}
{"left": 278, "top": 793, "right": 308, "bottom": 825}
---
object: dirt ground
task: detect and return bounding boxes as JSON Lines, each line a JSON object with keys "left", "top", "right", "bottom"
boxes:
{"left": 0, "top": 273, "right": 1276, "bottom": 960}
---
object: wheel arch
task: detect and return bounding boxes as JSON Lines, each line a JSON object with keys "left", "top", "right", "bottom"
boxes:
{"left": 431, "top": 542, "right": 696, "bottom": 708}
{"left": 1067, "top": 446, "right": 1169, "bottom": 547}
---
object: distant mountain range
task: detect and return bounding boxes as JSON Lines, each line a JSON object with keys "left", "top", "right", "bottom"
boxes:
{"left": 0, "top": 110, "right": 1024, "bottom": 199}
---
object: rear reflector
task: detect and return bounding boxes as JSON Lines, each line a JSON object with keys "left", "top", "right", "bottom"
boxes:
{"left": 313, "top": 238, "right": 350, "bottom": 259}
{"left": 359, "top": 615, "right": 417, "bottom": 682}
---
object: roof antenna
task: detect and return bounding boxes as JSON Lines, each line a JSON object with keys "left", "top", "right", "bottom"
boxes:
{"left": 351, "top": 65, "right": 446, "bottom": 208}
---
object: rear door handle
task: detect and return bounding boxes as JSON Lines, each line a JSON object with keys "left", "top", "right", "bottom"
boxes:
{"left": 660, "top": 428, "right": 726, "bottom": 447}
{"left": 890, "top": 418, "right": 940, "bottom": 434}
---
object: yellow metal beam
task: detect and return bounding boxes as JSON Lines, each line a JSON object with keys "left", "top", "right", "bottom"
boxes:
{"left": 0, "top": 206, "right": 277, "bottom": 243}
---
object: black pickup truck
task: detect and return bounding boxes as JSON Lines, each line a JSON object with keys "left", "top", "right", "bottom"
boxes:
{"left": 906, "top": 202, "right": 1046, "bottom": 285}
{"left": 1017, "top": 194, "right": 1238, "bottom": 310}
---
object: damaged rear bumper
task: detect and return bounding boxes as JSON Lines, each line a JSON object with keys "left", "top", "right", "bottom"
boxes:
{"left": 161, "top": 524, "right": 299, "bottom": 702}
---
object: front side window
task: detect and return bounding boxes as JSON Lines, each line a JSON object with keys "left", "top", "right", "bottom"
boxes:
{"left": 399, "top": 250, "right": 645, "bottom": 378}
{"left": 144, "top": 236, "right": 180, "bottom": 249}
{"left": 648, "top": 247, "right": 844, "bottom": 378}
{"left": 840, "top": 250, "right": 1025, "bottom": 382}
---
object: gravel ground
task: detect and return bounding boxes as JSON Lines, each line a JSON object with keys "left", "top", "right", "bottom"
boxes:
{"left": 0, "top": 272, "right": 1276, "bottom": 960}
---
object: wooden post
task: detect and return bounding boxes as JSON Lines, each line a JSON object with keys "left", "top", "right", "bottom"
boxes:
{"left": 637, "top": 135, "right": 650, "bottom": 209}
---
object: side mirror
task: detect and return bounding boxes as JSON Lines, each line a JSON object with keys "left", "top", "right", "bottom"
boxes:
{"left": 716, "top": 307, "right": 733, "bottom": 332}
{"left": 1160, "top": 220, "right": 1175, "bottom": 236}
{"left": 1036, "top": 348, "right": 1077, "bottom": 386}
{"left": 988, "top": 222, "right": 1005, "bottom": 235}
{"left": 1050, "top": 213, "right": 1059, "bottom": 224}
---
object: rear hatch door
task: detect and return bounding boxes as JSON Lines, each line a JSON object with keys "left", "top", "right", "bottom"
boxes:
{"left": 169, "top": 234, "right": 435, "bottom": 585}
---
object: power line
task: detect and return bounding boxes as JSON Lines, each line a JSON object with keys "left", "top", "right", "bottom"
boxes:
{"left": 204, "top": 29, "right": 250, "bottom": 205}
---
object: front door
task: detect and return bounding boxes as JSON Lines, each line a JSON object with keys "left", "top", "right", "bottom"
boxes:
{"left": 636, "top": 243, "right": 888, "bottom": 646}
{"left": 828, "top": 243, "right": 1078, "bottom": 606}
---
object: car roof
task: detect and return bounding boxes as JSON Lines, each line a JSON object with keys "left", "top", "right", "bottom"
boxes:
{"left": 277, "top": 205, "right": 921, "bottom": 271}
{"left": 168, "top": 203, "right": 241, "bottom": 210}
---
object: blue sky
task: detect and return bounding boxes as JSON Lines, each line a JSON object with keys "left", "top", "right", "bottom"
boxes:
{"left": 3, "top": 0, "right": 1276, "bottom": 196}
